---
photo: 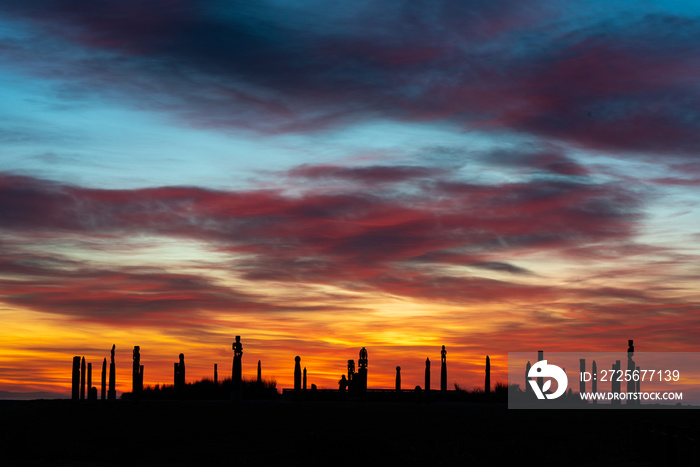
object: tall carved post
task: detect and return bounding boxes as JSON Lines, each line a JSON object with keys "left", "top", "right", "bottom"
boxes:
{"left": 537, "top": 350, "right": 543, "bottom": 392}
{"left": 80, "top": 356, "right": 86, "bottom": 400}
{"left": 579, "top": 359, "right": 586, "bottom": 396}
{"left": 101, "top": 358, "right": 106, "bottom": 400}
{"left": 132, "top": 346, "right": 142, "bottom": 399}
{"left": 108, "top": 345, "right": 116, "bottom": 401}
{"left": 303, "top": 367, "right": 307, "bottom": 390}
{"left": 232, "top": 336, "right": 243, "bottom": 391}
{"left": 357, "top": 347, "right": 368, "bottom": 399}
{"left": 173, "top": 353, "right": 185, "bottom": 392}
{"left": 591, "top": 360, "right": 597, "bottom": 404}
{"left": 294, "top": 356, "right": 302, "bottom": 394}
{"left": 425, "top": 358, "right": 431, "bottom": 392}
{"left": 395, "top": 366, "right": 401, "bottom": 392}
{"left": 179, "top": 353, "right": 185, "bottom": 390}
{"left": 214, "top": 364, "right": 218, "bottom": 385}
{"left": 257, "top": 360, "right": 262, "bottom": 385}
{"left": 87, "top": 363, "right": 93, "bottom": 400}
{"left": 627, "top": 340, "right": 636, "bottom": 406}
{"left": 72, "top": 356, "right": 81, "bottom": 400}
{"left": 525, "top": 361, "right": 531, "bottom": 394}
{"left": 485, "top": 356, "right": 491, "bottom": 394}
{"left": 440, "top": 345, "right": 447, "bottom": 393}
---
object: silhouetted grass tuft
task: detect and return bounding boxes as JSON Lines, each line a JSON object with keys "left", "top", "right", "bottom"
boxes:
{"left": 122, "top": 376, "right": 278, "bottom": 400}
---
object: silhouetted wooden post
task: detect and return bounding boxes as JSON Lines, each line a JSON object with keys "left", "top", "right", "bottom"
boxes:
{"left": 257, "top": 360, "right": 261, "bottom": 385}
{"left": 294, "top": 356, "right": 302, "bottom": 394}
{"left": 580, "top": 359, "right": 586, "bottom": 396}
{"left": 485, "top": 356, "right": 491, "bottom": 394}
{"left": 423, "top": 357, "right": 430, "bottom": 392}
{"left": 303, "top": 367, "right": 307, "bottom": 390}
{"left": 87, "top": 363, "right": 93, "bottom": 400}
{"left": 214, "top": 364, "right": 218, "bottom": 385}
{"left": 537, "top": 350, "right": 543, "bottom": 392}
{"left": 132, "top": 346, "right": 143, "bottom": 399}
{"left": 357, "top": 347, "right": 368, "bottom": 399}
{"left": 395, "top": 366, "right": 401, "bottom": 392}
{"left": 101, "top": 358, "right": 106, "bottom": 400}
{"left": 440, "top": 345, "right": 447, "bottom": 393}
{"left": 347, "top": 359, "right": 355, "bottom": 390}
{"left": 80, "top": 356, "right": 86, "bottom": 400}
{"left": 591, "top": 360, "right": 597, "bottom": 404}
{"left": 627, "top": 340, "right": 636, "bottom": 405}
{"left": 108, "top": 345, "right": 116, "bottom": 401}
{"left": 174, "top": 353, "right": 185, "bottom": 392}
{"left": 232, "top": 336, "right": 243, "bottom": 391}
{"left": 72, "top": 356, "right": 81, "bottom": 400}
{"left": 525, "top": 361, "right": 531, "bottom": 394}
{"left": 107, "top": 344, "right": 117, "bottom": 401}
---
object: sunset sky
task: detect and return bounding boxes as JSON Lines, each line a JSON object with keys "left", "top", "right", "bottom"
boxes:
{"left": 1, "top": 0, "right": 700, "bottom": 399}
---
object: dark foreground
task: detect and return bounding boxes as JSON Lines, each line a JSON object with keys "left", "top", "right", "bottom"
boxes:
{"left": 1, "top": 399, "right": 697, "bottom": 466}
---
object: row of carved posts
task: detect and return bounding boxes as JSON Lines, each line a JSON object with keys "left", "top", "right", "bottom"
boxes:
{"left": 528, "top": 340, "right": 641, "bottom": 404}
{"left": 72, "top": 339, "right": 492, "bottom": 399}
{"left": 71, "top": 344, "right": 117, "bottom": 400}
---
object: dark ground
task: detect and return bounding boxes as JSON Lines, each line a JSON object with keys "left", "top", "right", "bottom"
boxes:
{"left": 1, "top": 399, "right": 697, "bottom": 466}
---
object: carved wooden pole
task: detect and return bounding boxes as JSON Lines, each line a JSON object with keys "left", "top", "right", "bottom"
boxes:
{"left": 101, "top": 358, "right": 106, "bottom": 400}
{"left": 72, "top": 356, "right": 81, "bottom": 400}
{"left": 80, "top": 356, "right": 86, "bottom": 400}
{"left": 425, "top": 358, "right": 430, "bottom": 392}
{"left": 537, "top": 350, "right": 543, "bottom": 392}
{"left": 108, "top": 345, "right": 116, "bottom": 401}
{"left": 87, "top": 363, "right": 92, "bottom": 400}
{"left": 440, "top": 346, "right": 447, "bottom": 392}
{"left": 132, "top": 346, "right": 143, "bottom": 399}
{"left": 232, "top": 336, "right": 243, "bottom": 391}
{"left": 294, "top": 356, "right": 302, "bottom": 394}
{"left": 591, "top": 360, "right": 597, "bottom": 404}
{"left": 485, "top": 355, "right": 491, "bottom": 394}
{"left": 358, "top": 347, "right": 368, "bottom": 399}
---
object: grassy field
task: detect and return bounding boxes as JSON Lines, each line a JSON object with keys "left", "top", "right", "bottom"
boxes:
{"left": 0, "top": 399, "right": 697, "bottom": 466}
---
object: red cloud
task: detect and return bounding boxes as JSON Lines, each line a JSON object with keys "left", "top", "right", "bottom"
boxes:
{"left": 0, "top": 169, "right": 649, "bottom": 320}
